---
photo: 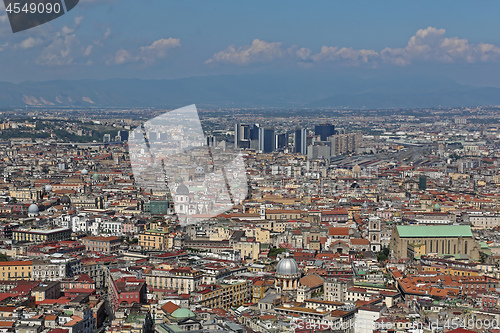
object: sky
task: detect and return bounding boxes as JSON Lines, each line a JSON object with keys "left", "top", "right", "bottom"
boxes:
{"left": 1, "top": 0, "right": 500, "bottom": 86}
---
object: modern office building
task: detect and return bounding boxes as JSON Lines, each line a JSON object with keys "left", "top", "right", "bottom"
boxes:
{"left": 275, "top": 133, "right": 287, "bottom": 150}
{"left": 295, "top": 128, "right": 307, "bottom": 155}
{"left": 258, "top": 127, "right": 275, "bottom": 153}
{"left": 315, "top": 124, "right": 336, "bottom": 141}
{"left": 234, "top": 123, "right": 251, "bottom": 148}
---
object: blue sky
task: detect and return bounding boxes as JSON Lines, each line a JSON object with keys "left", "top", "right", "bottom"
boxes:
{"left": 1, "top": 0, "right": 500, "bottom": 86}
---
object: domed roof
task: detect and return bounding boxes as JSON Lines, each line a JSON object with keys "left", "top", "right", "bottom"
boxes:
{"left": 276, "top": 257, "right": 299, "bottom": 276}
{"left": 28, "top": 203, "right": 39, "bottom": 214}
{"left": 61, "top": 195, "right": 71, "bottom": 204}
{"left": 353, "top": 164, "right": 361, "bottom": 173}
{"left": 81, "top": 169, "right": 88, "bottom": 175}
{"left": 93, "top": 172, "right": 99, "bottom": 179}
{"left": 45, "top": 184, "right": 52, "bottom": 191}
{"left": 171, "top": 308, "right": 195, "bottom": 318}
{"left": 176, "top": 184, "right": 189, "bottom": 195}
{"left": 433, "top": 203, "right": 441, "bottom": 211}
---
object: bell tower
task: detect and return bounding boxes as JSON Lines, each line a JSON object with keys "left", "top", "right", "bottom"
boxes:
{"left": 369, "top": 216, "right": 381, "bottom": 252}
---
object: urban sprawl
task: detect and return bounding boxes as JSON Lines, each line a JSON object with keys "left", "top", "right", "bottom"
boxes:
{"left": 0, "top": 106, "right": 498, "bottom": 333}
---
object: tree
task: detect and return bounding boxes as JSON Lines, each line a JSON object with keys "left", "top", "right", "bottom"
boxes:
{"left": 480, "top": 252, "right": 487, "bottom": 264}
{"left": 377, "top": 246, "right": 390, "bottom": 262}
{"left": 268, "top": 247, "right": 286, "bottom": 258}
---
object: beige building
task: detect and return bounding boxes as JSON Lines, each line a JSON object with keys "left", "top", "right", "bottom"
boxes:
{"left": 13, "top": 227, "right": 71, "bottom": 243}
{"left": 391, "top": 225, "right": 480, "bottom": 261}
{"left": 192, "top": 279, "right": 252, "bottom": 309}
{"left": 233, "top": 241, "right": 260, "bottom": 260}
{"left": 82, "top": 236, "right": 121, "bottom": 254}
{"left": 144, "top": 267, "right": 203, "bottom": 294}
{"left": 468, "top": 213, "right": 500, "bottom": 229}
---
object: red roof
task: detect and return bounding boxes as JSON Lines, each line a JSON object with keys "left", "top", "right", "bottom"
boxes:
{"left": 161, "top": 301, "right": 180, "bottom": 314}
{"left": 329, "top": 227, "right": 349, "bottom": 236}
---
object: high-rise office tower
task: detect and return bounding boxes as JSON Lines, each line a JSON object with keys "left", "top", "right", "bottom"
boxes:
{"left": 258, "top": 127, "right": 275, "bottom": 153}
{"left": 234, "top": 124, "right": 251, "bottom": 148}
{"left": 315, "top": 124, "right": 336, "bottom": 141}
{"left": 118, "top": 130, "right": 129, "bottom": 142}
{"left": 275, "top": 133, "right": 287, "bottom": 150}
{"left": 295, "top": 128, "right": 306, "bottom": 155}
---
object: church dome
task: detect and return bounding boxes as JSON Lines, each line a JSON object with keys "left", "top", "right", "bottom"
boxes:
{"left": 81, "top": 169, "right": 88, "bottom": 175}
{"left": 176, "top": 184, "right": 189, "bottom": 195}
{"left": 353, "top": 164, "right": 361, "bottom": 173}
{"left": 276, "top": 257, "right": 299, "bottom": 276}
{"left": 93, "top": 172, "right": 99, "bottom": 180}
{"left": 45, "top": 184, "right": 52, "bottom": 191}
{"left": 28, "top": 204, "right": 39, "bottom": 214}
{"left": 61, "top": 195, "right": 71, "bottom": 205}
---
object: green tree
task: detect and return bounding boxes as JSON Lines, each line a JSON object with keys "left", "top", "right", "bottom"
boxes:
{"left": 268, "top": 247, "right": 287, "bottom": 258}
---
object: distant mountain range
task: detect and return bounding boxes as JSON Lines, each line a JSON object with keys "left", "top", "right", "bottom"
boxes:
{"left": 1, "top": 73, "right": 500, "bottom": 109}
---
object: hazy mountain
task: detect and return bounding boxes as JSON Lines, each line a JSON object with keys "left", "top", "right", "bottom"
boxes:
{"left": 0, "top": 73, "right": 499, "bottom": 109}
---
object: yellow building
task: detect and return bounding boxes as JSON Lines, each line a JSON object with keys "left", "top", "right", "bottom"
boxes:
{"left": 13, "top": 228, "right": 71, "bottom": 243}
{"left": 252, "top": 280, "right": 266, "bottom": 303}
{"left": 31, "top": 281, "right": 60, "bottom": 302}
{"left": 9, "top": 188, "right": 40, "bottom": 200}
{"left": 421, "top": 265, "right": 480, "bottom": 277}
{"left": 0, "top": 261, "right": 32, "bottom": 281}
{"left": 255, "top": 228, "right": 270, "bottom": 244}
{"left": 407, "top": 243, "right": 426, "bottom": 260}
{"left": 233, "top": 241, "right": 260, "bottom": 260}
{"left": 139, "top": 229, "right": 169, "bottom": 250}
{"left": 209, "top": 226, "right": 232, "bottom": 241}
{"left": 193, "top": 280, "right": 252, "bottom": 309}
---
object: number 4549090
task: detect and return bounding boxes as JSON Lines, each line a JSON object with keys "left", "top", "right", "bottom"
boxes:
{"left": 5, "top": 2, "right": 61, "bottom": 14}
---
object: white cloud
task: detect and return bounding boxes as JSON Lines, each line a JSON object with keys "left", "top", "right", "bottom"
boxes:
{"left": 380, "top": 27, "right": 500, "bottom": 66}
{"left": 205, "top": 39, "right": 284, "bottom": 65}
{"left": 84, "top": 45, "right": 93, "bottom": 56}
{"left": 37, "top": 33, "right": 92, "bottom": 66}
{"left": 18, "top": 37, "right": 43, "bottom": 49}
{"left": 139, "top": 38, "right": 181, "bottom": 64}
{"left": 311, "top": 46, "right": 378, "bottom": 65}
{"left": 107, "top": 38, "right": 181, "bottom": 65}
{"left": 110, "top": 49, "right": 133, "bottom": 65}
{"left": 103, "top": 27, "right": 111, "bottom": 40}
{"left": 74, "top": 16, "right": 84, "bottom": 27}
{"left": 207, "top": 27, "right": 500, "bottom": 67}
